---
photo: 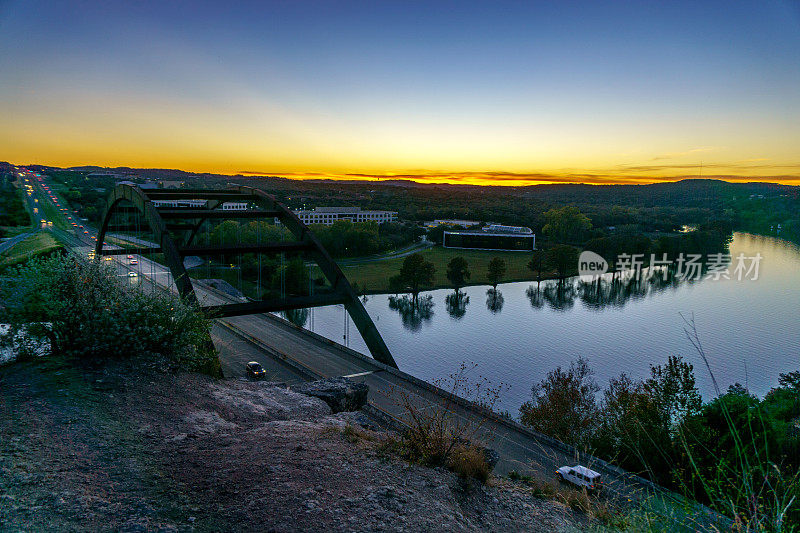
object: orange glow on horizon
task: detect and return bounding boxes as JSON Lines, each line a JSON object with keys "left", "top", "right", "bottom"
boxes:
{"left": 250, "top": 171, "right": 800, "bottom": 187}
{"left": 11, "top": 157, "right": 800, "bottom": 187}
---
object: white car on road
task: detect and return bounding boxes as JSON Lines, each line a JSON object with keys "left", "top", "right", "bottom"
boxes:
{"left": 556, "top": 465, "right": 603, "bottom": 491}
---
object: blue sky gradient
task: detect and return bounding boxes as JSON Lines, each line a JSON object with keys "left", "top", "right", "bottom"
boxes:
{"left": 1, "top": 0, "right": 798, "bottom": 184}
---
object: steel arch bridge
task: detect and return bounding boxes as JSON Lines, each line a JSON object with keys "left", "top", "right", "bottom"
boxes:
{"left": 94, "top": 183, "right": 397, "bottom": 368}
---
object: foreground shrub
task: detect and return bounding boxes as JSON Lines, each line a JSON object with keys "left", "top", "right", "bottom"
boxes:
{"left": 389, "top": 363, "right": 505, "bottom": 482}
{"left": 0, "top": 253, "right": 219, "bottom": 375}
{"left": 673, "top": 317, "right": 800, "bottom": 531}
{"left": 519, "top": 356, "right": 600, "bottom": 448}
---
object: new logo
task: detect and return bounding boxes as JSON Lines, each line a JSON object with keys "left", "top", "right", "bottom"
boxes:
{"left": 578, "top": 250, "right": 608, "bottom": 277}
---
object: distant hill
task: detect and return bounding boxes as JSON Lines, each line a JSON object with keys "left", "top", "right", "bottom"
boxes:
{"left": 6, "top": 161, "right": 795, "bottom": 202}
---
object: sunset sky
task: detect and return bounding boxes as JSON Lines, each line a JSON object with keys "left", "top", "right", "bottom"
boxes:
{"left": 1, "top": 1, "right": 799, "bottom": 185}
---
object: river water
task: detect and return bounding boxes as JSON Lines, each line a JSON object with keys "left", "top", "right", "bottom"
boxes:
{"left": 290, "top": 233, "right": 800, "bottom": 415}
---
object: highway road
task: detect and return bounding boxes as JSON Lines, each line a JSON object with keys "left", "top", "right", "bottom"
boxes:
{"left": 335, "top": 238, "right": 434, "bottom": 266}
{"left": 1, "top": 169, "right": 71, "bottom": 257}
{"left": 0, "top": 169, "right": 56, "bottom": 256}
{"left": 0, "top": 230, "right": 36, "bottom": 255}
{"left": 26, "top": 172, "right": 725, "bottom": 530}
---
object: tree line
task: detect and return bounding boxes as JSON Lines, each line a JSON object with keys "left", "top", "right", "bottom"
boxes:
{"left": 388, "top": 253, "right": 510, "bottom": 304}
{"left": 519, "top": 346, "right": 800, "bottom": 528}
{"left": 0, "top": 174, "right": 31, "bottom": 231}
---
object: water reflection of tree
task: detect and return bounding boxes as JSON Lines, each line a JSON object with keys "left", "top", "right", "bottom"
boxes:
{"left": 445, "top": 290, "right": 470, "bottom": 320}
{"left": 526, "top": 266, "right": 706, "bottom": 312}
{"left": 283, "top": 307, "right": 308, "bottom": 328}
{"left": 577, "top": 273, "right": 647, "bottom": 309}
{"left": 542, "top": 281, "right": 575, "bottom": 312}
{"left": 525, "top": 284, "right": 545, "bottom": 309}
{"left": 525, "top": 275, "right": 578, "bottom": 311}
{"left": 388, "top": 294, "right": 434, "bottom": 331}
{"left": 578, "top": 267, "right": 696, "bottom": 310}
{"left": 485, "top": 288, "right": 504, "bottom": 314}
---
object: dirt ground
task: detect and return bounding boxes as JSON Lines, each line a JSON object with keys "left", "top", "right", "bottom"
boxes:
{"left": 0, "top": 357, "right": 593, "bottom": 532}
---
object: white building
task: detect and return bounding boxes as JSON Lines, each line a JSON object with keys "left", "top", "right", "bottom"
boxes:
{"left": 151, "top": 199, "right": 206, "bottom": 209}
{"left": 291, "top": 206, "right": 398, "bottom": 226}
{"left": 150, "top": 200, "right": 249, "bottom": 210}
{"left": 482, "top": 224, "right": 533, "bottom": 234}
{"left": 221, "top": 201, "right": 248, "bottom": 211}
{"left": 443, "top": 225, "right": 535, "bottom": 251}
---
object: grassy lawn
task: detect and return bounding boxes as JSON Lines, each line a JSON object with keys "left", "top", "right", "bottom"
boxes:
{"left": 341, "top": 246, "right": 548, "bottom": 293}
{"left": 0, "top": 232, "right": 63, "bottom": 268}
{"left": 0, "top": 226, "right": 33, "bottom": 238}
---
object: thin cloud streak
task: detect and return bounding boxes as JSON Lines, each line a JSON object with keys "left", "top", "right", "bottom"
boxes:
{"left": 651, "top": 147, "right": 720, "bottom": 161}
{"left": 239, "top": 169, "right": 800, "bottom": 186}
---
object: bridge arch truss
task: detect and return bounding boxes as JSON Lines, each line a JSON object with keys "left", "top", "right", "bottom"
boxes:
{"left": 95, "top": 184, "right": 397, "bottom": 368}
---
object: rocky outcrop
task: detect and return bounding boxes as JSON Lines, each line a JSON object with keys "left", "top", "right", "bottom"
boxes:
{"left": 291, "top": 377, "right": 369, "bottom": 413}
{"left": 0, "top": 361, "right": 591, "bottom": 532}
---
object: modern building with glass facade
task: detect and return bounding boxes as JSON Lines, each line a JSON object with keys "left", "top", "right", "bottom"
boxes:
{"left": 443, "top": 224, "right": 535, "bottom": 251}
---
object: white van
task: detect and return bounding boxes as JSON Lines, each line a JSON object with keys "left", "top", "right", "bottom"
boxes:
{"left": 556, "top": 465, "right": 603, "bottom": 491}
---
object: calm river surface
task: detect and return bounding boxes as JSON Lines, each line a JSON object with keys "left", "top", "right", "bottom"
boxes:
{"left": 291, "top": 233, "right": 800, "bottom": 415}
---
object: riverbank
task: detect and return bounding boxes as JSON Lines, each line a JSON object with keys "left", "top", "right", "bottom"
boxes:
{"left": 341, "top": 246, "right": 556, "bottom": 294}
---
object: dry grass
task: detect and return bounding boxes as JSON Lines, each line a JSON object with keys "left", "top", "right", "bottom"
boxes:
{"left": 507, "top": 470, "right": 630, "bottom": 529}
{"left": 385, "top": 363, "right": 507, "bottom": 483}
{"left": 561, "top": 488, "right": 592, "bottom": 513}
{"left": 592, "top": 500, "right": 630, "bottom": 529}
{"left": 447, "top": 445, "right": 490, "bottom": 482}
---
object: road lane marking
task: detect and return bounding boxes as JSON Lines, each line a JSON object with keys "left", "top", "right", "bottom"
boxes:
{"left": 341, "top": 371, "right": 374, "bottom": 378}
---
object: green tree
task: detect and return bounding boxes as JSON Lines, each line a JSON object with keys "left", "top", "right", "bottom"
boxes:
{"left": 676, "top": 385, "right": 788, "bottom": 523}
{"left": 593, "top": 374, "right": 667, "bottom": 479}
{"left": 545, "top": 244, "right": 579, "bottom": 281}
{"left": 426, "top": 223, "right": 459, "bottom": 245}
{"left": 486, "top": 257, "right": 506, "bottom": 289}
{"left": 390, "top": 253, "right": 435, "bottom": 304}
{"left": 446, "top": 256, "right": 470, "bottom": 292}
{"left": 645, "top": 355, "right": 702, "bottom": 430}
{"left": 271, "top": 257, "right": 310, "bottom": 297}
{"left": 527, "top": 250, "right": 544, "bottom": 283}
{"left": 0, "top": 254, "right": 218, "bottom": 374}
{"left": 519, "top": 357, "right": 599, "bottom": 447}
{"left": 542, "top": 206, "right": 592, "bottom": 244}
{"left": 584, "top": 236, "right": 614, "bottom": 267}
{"left": 589, "top": 355, "right": 702, "bottom": 485}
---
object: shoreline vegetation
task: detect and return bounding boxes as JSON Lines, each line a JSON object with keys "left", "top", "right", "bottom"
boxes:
{"left": 343, "top": 246, "right": 543, "bottom": 294}
{"left": 342, "top": 239, "right": 732, "bottom": 295}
